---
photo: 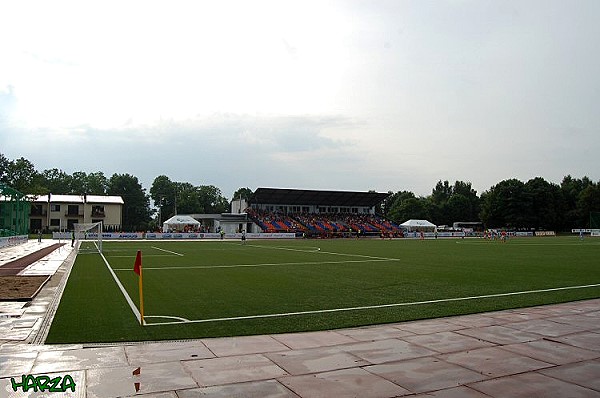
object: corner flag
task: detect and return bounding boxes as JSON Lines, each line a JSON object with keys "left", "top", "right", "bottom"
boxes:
{"left": 134, "top": 250, "right": 142, "bottom": 275}
{"left": 133, "top": 250, "right": 144, "bottom": 325}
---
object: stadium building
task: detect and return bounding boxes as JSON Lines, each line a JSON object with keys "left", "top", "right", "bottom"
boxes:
{"left": 231, "top": 188, "right": 402, "bottom": 237}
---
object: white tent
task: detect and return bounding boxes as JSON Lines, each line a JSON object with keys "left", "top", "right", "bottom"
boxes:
{"left": 162, "top": 215, "right": 201, "bottom": 232}
{"left": 400, "top": 219, "right": 437, "bottom": 232}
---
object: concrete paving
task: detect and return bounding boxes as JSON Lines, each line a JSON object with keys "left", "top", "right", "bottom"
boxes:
{"left": 0, "top": 240, "right": 599, "bottom": 397}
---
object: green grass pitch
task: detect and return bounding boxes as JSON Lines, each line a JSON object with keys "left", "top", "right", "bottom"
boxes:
{"left": 46, "top": 236, "right": 600, "bottom": 343}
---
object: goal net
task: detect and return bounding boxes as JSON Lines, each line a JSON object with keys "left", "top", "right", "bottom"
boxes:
{"left": 74, "top": 222, "right": 103, "bottom": 253}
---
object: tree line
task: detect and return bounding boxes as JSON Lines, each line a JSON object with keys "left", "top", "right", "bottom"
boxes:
{"left": 0, "top": 154, "right": 229, "bottom": 231}
{"left": 1, "top": 153, "right": 598, "bottom": 231}
{"left": 381, "top": 177, "right": 600, "bottom": 231}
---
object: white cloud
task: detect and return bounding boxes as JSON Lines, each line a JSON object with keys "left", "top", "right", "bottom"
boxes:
{"left": 1, "top": 0, "right": 599, "bottom": 198}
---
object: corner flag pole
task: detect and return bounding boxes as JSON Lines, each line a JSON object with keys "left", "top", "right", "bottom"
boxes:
{"left": 133, "top": 250, "right": 145, "bottom": 325}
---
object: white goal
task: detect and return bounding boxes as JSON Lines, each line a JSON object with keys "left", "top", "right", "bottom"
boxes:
{"left": 74, "top": 222, "right": 103, "bottom": 253}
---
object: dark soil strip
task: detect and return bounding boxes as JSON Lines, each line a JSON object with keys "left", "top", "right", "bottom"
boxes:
{"left": 0, "top": 275, "right": 50, "bottom": 301}
{"left": 0, "top": 243, "right": 65, "bottom": 276}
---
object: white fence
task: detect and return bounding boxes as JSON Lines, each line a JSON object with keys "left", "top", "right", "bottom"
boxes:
{"left": 0, "top": 235, "right": 28, "bottom": 249}
{"left": 53, "top": 232, "right": 295, "bottom": 240}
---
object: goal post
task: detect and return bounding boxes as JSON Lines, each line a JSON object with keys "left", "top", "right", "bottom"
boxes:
{"left": 74, "top": 222, "right": 103, "bottom": 253}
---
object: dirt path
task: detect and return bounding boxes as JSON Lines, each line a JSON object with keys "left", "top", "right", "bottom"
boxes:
{"left": 0, "top": 243, "right": 65, "bottom": 276}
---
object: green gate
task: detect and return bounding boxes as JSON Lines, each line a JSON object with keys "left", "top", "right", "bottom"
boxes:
{"left": 0, "top": 183, "right": 31, "bottom": 236}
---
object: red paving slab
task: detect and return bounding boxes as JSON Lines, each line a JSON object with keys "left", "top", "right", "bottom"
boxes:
{"left": 364, "top": 356, "right": 489, "bottom": 393}
{"left": 539, "top": 359, "right": 600, "bottom": 392}
{"left": 1, "top": 241, "right": 600, "bottom": 397}
{"left": 469, "top": 372, "right": 599, "bottom": 398}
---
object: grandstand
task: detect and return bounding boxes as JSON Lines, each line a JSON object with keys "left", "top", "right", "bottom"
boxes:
{"left": 245, "top": 188, "right": 403, "bottom": 236}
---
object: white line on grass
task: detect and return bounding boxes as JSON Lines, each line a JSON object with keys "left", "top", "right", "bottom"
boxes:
{"left": 144, "top": 315, "right": 190, "bottom": 322}
{"left": 152, "top": 246, "right": 185, "bottom": 256}
{"left": 455, "top": 240, "right": 600, "bottom": 246}
{"left": 98, "top": 247, "right": 142, "bottom": 324}
{"left": 108, "top": 255, "right": 181, "bottom": 258}
{"left": 112, "top": 258, "right": 398, "bottom": 271}
{"left": 143, "top": 283, "right": 600, "bottom": 326}
{"left": 246, "top": 244, "right": 399, "bottom": 261}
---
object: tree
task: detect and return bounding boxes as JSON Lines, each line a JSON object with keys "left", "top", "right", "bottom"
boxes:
{"left": 431, "top": 180, "right": 452, "bottom": 205}
{"left": 175, "top": 182, "right": 201, "bottom": 214}
{"left": 198, "top": 185, "right": 229, "bottom": 213}
{"left": 232, "top": 187, "right": 253, "bottom": 201}
{"left": 86, "top": 172, "right": 109, "bottom": 195}
{"left": 5, "top": 157, "right": 39, "bottom": 194}
{"left": 428, "top": 180, "right": 480, "bottom": 226}
{"left": 524, "top": 177, "right": 564, "bottom": 230}
{"left": 561, "top": 175, "right": 594, "bottom": 229}
{"left": 108, "top": 174, "right": 152, "bottom": 231}
{"left": 386, "top": 191, "right": 430, "bottom": 223}
{"left": 41, "top": 168, "right": 72, "bottom": 194}
{"left": 577, "top": 183, "right": 600, "bottom": 228}
{"left": 150, "top": 175, "right": 177, "bottom": 222}
{"left": 480, "top": 179, "right": 530, "bottom": 228}
{"left": 0, "top": 153, "right": 10, "bottom": 184}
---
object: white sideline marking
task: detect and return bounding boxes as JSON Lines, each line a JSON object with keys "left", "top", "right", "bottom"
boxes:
{"left": 143, "top": 283, "right": 600, "bottom": 326}
{"left": 98, "top": 248, "right": 142, "bottom": 324}
{"left": 112, "top": 258, "right": 398, "bottom": 271}
{"left": 109, "top": 255, "right": 180, "bottom": 258}
{"left": 152, "top": 246, "right": 184, "bottom": 256}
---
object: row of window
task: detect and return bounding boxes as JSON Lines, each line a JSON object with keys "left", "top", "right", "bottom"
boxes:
{"left": 30, "top": 218, "right": 103, "bottom": 231}
{"left": 34, "top": 204, "right": 106, "bottom": 214}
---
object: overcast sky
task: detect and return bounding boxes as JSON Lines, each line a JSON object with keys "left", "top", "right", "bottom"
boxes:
{"left": 1, "top": 0, "right": 598, "bottom": 199}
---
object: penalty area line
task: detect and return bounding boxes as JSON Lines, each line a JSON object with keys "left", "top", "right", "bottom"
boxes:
{"left": 246, "top": 243, "right": 399, "bottom": 261}
{"left": 112, "top": 258, "right": 398, "bottom": 271}
{"left": 151, "top": 246, "right": 185, "bottom": 256}
{"left": 144, "top": 282, "right": 600, "bottom": 326}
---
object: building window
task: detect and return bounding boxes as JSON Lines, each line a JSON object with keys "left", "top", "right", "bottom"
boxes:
{"left": 30, "top": 219, "right": 42, "bottom": 230}
{"left": 50, "top": 204, "right": 61, "bottom": 212}
{"left": 92, "top": 205, "right": 105, "bottom": 217}
{"left": 67, "top": 205, "right": 79, "bottom": 216}
{"left": 50, "top": 219, "right": 60, "bottom": 227}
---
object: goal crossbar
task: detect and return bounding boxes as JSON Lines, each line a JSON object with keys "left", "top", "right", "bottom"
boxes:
{"left": 75, "top": 222, "right": 103, "bottom": 253}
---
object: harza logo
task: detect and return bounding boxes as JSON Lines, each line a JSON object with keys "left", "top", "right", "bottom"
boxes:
{"left": 11, "top": 374, "right": 76, "bottom": 393}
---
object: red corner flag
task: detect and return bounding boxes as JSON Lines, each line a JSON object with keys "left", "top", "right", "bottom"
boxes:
{"left": 134, "top": 250, "right": 142, "bottom": 275}
{"left": 133, "top": 250, "right": 144, "bottom": 325}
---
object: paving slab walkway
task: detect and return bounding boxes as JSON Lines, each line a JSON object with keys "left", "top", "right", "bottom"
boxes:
{"left": 0, "top": 240, "right": 599, "bottom": 397}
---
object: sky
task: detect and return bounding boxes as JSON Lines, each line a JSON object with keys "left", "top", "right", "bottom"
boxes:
{"left": 1, "top": 0, "right": 599, "bottom": 199}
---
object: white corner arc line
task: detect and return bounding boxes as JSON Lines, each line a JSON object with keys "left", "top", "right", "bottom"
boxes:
{"left": 144, "top": 283, "right": 600, "bottom": 326}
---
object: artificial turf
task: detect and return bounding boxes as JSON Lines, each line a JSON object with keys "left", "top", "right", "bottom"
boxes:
{"left": 45, "top": 236, "right": 600, "bottom": 343}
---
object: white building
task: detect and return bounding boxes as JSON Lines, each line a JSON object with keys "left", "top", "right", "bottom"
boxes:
{"left": 30, "top": 194, "right": 124, "bottom": 232}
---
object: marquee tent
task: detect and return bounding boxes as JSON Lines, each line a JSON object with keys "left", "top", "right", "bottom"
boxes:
{"left": 400, "top": 219, "right": 437, "bottom": 232}
{"left": 162, "top": 215, "right": 200, "bottom": 232}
